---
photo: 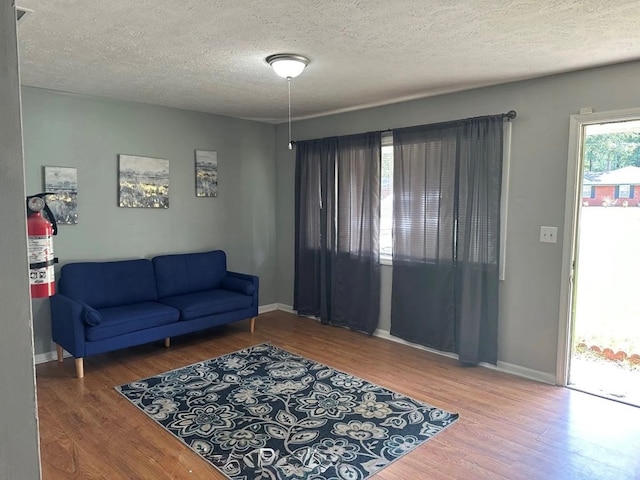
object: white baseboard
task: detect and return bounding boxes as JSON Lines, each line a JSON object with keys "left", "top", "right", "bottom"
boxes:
{"left": 275, "top": 304, "right": 319, "bottom": 321}
{"left": 373, "top": 328, "right": 459, "bottom": 360}
{"left": 35, "top": 305, "right": 555, "bottom": 384}
{"left": 373, "top": 328, "right": 555, "bottom": 385}
{"left": 258, "top": 303, "right": 279, "bottom": 314}
{"left": 35, "top": 349, "right": 70, "bottom": 365}
{"left": 276, "top": 303, "right": 296, "bottom": 314}
{"left": 493, "top": 361, "right": 556, "bottom": 385}
{"left": 259, "top": 303, "right": 299, "bottom": 314}
{"left": 266, "top": 310, "right": 555, "bottom": 384}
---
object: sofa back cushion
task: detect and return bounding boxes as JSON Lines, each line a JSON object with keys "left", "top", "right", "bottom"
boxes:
{"left": 153, "top": 250, "right": 227, "bottom": 298}
{"left": 58, "top": 259, "right": 158, "bottom": 309}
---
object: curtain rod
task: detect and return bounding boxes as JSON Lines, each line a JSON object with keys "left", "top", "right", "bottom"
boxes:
{"left": 291, "top": 110, "right": 517, "bottom": 145}
{"left": 387, "top": 109, "right": 517, "bottom": 132}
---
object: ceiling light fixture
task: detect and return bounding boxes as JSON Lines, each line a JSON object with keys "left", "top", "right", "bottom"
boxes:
{"left": 266, "top": 54, "right": 310, "bottom": 150}
{"left": 266, "top": 54, "right": 309, "bottom": 79}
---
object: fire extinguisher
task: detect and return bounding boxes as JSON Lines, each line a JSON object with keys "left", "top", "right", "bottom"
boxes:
{"left": 26, "top": 193, "right": 58, "bottom": 298}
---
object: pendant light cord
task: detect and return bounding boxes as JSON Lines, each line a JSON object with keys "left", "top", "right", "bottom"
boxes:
{"left": 288, "top": 77, "right": 292, "bottom": 150}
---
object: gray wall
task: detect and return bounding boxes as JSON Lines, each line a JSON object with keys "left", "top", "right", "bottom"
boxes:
{"left": 22, "top": 87, "right": 277, "bottom": 355}
{"left": 276, "top": 60, "right": 640, "bottom": 377}
{"left": 0, "top": 2, "right": 42, "bottom": 478}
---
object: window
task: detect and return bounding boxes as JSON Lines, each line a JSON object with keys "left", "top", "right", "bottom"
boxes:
{"left": 618, "top": 184, "right": 631, "bottom": 198}
{"left": 582, "top": 184, "right": 594, "bottom": 198}
{"left": 378, "top": 124, "right": 511, "bottom": 278}
{"left": 380, "top": 135, "right": 393, "bottom": 262}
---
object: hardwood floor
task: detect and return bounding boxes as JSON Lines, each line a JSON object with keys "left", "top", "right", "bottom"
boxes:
{"left": 36, "top": 311, "right": 640, "bottom": 479}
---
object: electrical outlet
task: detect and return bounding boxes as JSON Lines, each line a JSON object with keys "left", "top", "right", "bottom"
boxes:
{"left": 540, "top": 226, "right": 558, "bottom": 244}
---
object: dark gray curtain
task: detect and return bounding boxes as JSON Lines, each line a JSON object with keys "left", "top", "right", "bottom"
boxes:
{"left": 390, "top": 124, "right": 458, "bottom": 352}
{"left": 390, "top": 117, "right": 503, "bottom": 364}
{"left": 333, "top": 133, "right": 381, "bottom": 333}
{"left": 294, "top": 133, "right": 381, "bottom": 334}
{"left": 294, "top": 139, "right": 336, "bottom": 320}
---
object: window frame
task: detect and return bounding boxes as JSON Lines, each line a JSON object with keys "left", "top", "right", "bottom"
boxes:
{"left": 377, "top": 124, "right": 511, "bottom": 277}
{"left": 618, "top": 184, "right": 631, "bottom": 199}
{"left": 379, "top": 133, "right": 394, "bottom": 265}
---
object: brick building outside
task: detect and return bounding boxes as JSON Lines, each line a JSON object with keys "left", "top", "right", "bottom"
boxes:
{"left": 582, "top": 166, "right": 640, "bottom": 207}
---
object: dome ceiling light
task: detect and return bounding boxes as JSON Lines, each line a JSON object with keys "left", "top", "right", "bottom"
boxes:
{"left": 266, "top": 54, "right": 310, "bottom": 149}
{"left": 266, "top": 54, "right": 309, "bottom": 79}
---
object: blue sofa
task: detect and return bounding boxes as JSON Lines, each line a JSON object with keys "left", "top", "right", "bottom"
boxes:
{"left": 50, "top": 250, "right": 259, "bottom": 377}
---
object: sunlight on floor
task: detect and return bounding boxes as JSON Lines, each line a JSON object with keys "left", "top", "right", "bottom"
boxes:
{"left": 570, "top": 356, "right": 640, "bottom": 407}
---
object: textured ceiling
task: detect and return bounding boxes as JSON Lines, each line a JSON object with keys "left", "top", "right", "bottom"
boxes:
{"left": 16, "top": 1, "right": 640, "bottom": 123}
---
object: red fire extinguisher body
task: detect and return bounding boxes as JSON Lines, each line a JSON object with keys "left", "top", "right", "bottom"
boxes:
{"left": 27, "top": 211, "right": 56, "bottom": 298}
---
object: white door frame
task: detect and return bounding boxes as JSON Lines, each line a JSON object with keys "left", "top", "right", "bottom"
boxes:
{"left": 556, "top": 107, "right": 640, "bottom": 386}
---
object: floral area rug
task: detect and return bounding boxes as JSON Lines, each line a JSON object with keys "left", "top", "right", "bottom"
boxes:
{"left": 116, "top": 343, "right": 458, "bottom": 480}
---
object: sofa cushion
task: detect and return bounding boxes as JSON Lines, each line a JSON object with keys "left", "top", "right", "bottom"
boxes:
{"left": 59, "top": 259, "right": 158, "bottom": 309}
{"left": 81, "top": 302, "right": 103, "bottom": 326}
{"left": 153, "top": 251, "right": 227, "bottom": 298}
{"left": 158, "top": 289, "right": 253, "bottom": 321}
{"left": 221, "top": 276, "right": 255, "bottom": 296}
{"left": 85, "top": 302, "right": 180, "bottom": 342}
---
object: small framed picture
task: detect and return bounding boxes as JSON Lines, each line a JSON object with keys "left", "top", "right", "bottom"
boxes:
{"left": 44, "top": 166, "right": 78, "bottom": 224}
{"left": 195, "top": 150, "right": 218, "bottom": 197}
{"left": 118, "top": 155, "right": 169, "bottom": 208}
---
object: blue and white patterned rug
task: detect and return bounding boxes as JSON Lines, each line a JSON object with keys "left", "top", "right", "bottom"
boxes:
{"left": 116, "top": 343, "right": 458, "bottom": 479}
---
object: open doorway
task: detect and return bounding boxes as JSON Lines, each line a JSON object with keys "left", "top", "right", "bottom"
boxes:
{"left": 567, "top": 119, "right": 640, "bottom": 407}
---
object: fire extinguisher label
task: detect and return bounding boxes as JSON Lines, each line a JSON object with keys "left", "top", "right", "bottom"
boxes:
{"left": 28, "top": 235, "right": 54, "bottom": 285}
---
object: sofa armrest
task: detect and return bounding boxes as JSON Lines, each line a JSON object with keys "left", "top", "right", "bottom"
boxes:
{"left": 226, "top": 271, "right": 259, "bottom": 303}
{"left": 50, "top": 294, "right": 87, "bottom": 358}
{"left": 221, "top": 276, "right": 255, "bottom": 296}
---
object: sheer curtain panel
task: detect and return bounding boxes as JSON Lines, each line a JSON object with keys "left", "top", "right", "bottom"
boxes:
{"left": 390, "top": 124, "right": 459, "bottom": 352}
{"left": 456, "top": 119, "right": 503, "bottom": 364}
{"left": 332, "top": 133, "right": 381, "bottom": 334}
{"left": 391, "top": 117, "right": 504, "bottom": 364}
{"left": 294, "top": 133, "right": 381, "bottom": 334}
{"left": 294, "top": 139, "right": 336, "bottom": 320}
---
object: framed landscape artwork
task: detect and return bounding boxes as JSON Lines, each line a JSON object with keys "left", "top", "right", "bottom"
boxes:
{"left": 118, "top": 155, "right": 169, "bottom": 208}
{"left": 195, "top": 150, "right": 218, "bottom": 197}
{"left": 43, "top": 166, "right": 78, "bottom": 224}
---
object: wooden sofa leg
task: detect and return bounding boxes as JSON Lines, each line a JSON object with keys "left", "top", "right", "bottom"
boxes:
{"left": 164, "top": 337, "right": 170, "bottom": 348}
{"left": 56, "top": 344, "right": 64, "bottom": 363}
{"left": 250, "top": 317, "right": 256, "bottom": 333}
{"left": 75, "top": 358, "right": 84, "bottom": 379}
